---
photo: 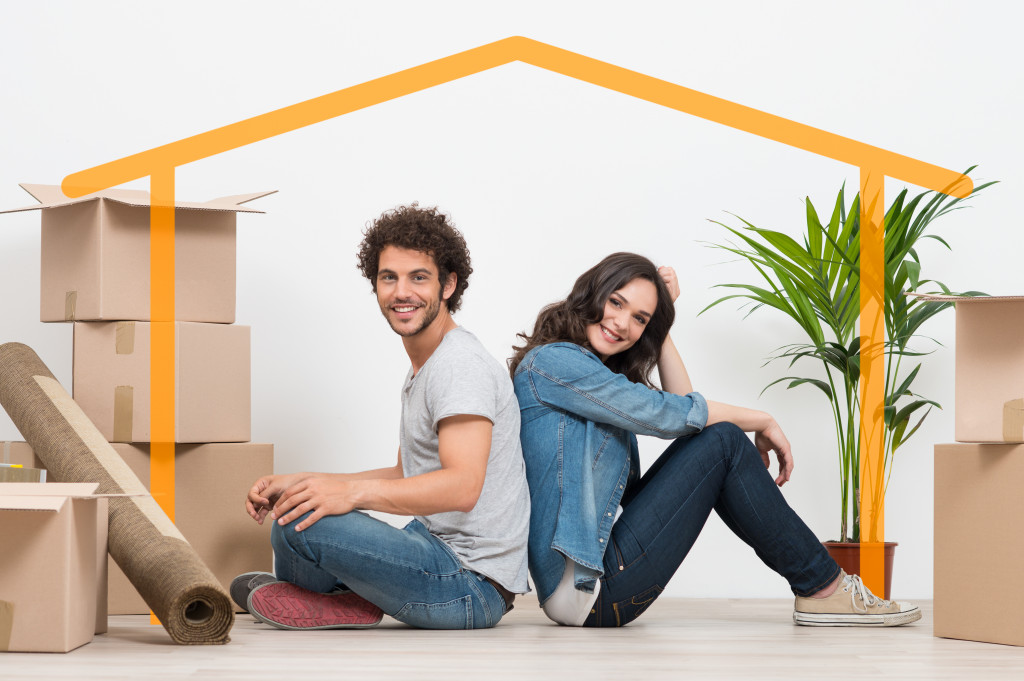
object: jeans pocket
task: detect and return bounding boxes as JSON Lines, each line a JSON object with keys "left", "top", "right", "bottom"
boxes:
{"left": 394, "top": 595, "right": 474, "bottom": 630}
{"left": 611, "top": 584, "right": 663, "bottom": 627}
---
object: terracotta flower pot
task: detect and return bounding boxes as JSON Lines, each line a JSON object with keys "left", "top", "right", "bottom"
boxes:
{"left": 822, "top": 541, "right": 898, "bottom": 601}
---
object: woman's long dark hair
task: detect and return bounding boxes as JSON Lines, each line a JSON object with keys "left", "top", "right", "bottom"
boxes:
{"left": 509, "top": 252, "right": 675, "bottom": 387}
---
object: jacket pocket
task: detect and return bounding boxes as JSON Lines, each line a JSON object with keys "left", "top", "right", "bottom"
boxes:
{"left": 395, "top": 595, "right": 473, "bottom": 630}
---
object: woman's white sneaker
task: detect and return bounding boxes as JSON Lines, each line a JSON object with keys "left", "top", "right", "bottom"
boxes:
{"left": 793, "top": 570, "right": 921, "bottom": 626}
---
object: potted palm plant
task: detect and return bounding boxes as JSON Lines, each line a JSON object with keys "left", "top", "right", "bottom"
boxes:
{"left": 702, "top": 170, "right": 993, "bottom": 597}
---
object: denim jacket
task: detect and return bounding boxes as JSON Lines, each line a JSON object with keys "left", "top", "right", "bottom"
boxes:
{"left": 512, "top": 342, "right": 708, "bottom": 604}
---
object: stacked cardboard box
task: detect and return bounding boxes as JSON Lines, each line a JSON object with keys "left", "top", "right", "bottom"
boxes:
{"left": 0, "top": 184, "right": 276, "bottom": 615}
{"left": 923, "top": 295, "right": 1024, "bottom": 646}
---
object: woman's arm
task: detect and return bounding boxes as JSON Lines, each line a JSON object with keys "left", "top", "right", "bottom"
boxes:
{"left": 656, "top": 267, "right": 694, "bottom": 396}
{"left": 658, "top": 334, "right": 694, "bottom": 396}
{"left": 706, "top": 401, "right": 794, "bottom": 486}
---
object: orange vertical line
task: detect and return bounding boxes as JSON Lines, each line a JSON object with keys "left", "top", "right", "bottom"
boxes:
{"left": 150, "top": 169, "right": 176, "bottom": 625}
{"left": 859, "top": 168, "right": 885, "bottom": 596}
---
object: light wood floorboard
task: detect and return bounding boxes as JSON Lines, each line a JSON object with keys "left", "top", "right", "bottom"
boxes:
{"left": 4, "top": 599, "right": 1024, "bottom": 680}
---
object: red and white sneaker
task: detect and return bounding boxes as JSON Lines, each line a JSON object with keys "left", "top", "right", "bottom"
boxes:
{"left": 247, "top": 581, "right": 383, "bottom": 630}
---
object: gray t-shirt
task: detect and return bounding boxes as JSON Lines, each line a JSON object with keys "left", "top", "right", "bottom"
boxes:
{"left": 399, "top": 326, "right": 530, "bottom": 593}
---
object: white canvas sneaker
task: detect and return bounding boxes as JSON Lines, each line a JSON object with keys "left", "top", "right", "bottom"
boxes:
{"left": 793, "top": 570, "right": 921, "bottom": 626}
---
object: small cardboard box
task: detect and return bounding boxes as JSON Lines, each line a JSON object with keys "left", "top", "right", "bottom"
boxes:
{"left": 0, "top": 184, "right": 273, "bottom": 323}
{"left": 913, "top": 294, "right": 1024, "bottom": 443}
{"left": 73, "top": 321, "right": 251, "bottom": 443}
{"left": 934, "top": 443, "right": 1024, "bottom": 646}
{"left": 2, "top": 441, "right": 273, "bottom": 615}
{"left": 0, "top": 483, "right": 108, "bottom": 653}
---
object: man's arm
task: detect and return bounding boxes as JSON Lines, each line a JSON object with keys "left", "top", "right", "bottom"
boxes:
{"left": 245, "top": 450, "right": 404, "bottom": 524}
{"left": 270, "top": 414, "right": 492, "bottom": 531}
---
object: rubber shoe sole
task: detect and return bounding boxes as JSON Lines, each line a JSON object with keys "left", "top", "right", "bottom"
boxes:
{"left": 793, "top": 605, "right": 922, "bottom": 627}
{"left": 230, "top": 571, "right": 276, "bottom": 613}
{"left": 248, "top": 581, "right": 383, "bottom": 630}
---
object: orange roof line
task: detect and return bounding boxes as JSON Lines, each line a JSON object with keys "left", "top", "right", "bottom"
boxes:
{"left": 61, "top": 36, "right": 972, "bottom": 199}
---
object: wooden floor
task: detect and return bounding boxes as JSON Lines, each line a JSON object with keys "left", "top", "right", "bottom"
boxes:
{"left": 6, "top": 599, "right": 1024, "bottom": 680}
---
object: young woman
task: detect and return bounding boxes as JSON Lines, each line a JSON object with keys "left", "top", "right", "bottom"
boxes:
{"left": 509, "top": 252, "right": 920, "bottom": 628}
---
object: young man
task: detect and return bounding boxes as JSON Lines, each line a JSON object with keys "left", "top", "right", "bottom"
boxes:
{"left": 236, "top": 205, "right": 530, "bottom": 630}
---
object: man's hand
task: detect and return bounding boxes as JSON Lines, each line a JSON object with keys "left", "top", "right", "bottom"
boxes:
{"left": 754, "top": 418, "right": 794, "bottom": 486}
{"left": 246, "top": 472, "right": 314, "bottom": 524}
{"left": 271, "top": 477, "right": 360, "bottom": 532}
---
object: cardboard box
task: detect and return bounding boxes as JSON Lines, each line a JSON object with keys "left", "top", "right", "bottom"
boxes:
{"left": 2, "top": 441, "right": 273, "bottom": 615}
{"left": 0, "top": 483, "right": 108, "bottom": 653}
{"left": 73, "top": 321, "right": 251, "bottom": 443}
{"left": 935, "top": 443, "right": 1024, "bottom": 646}
{"left": 913, "top": 294, "right": 1024, "bottom": 443}
{"left": 106, "top": 443, "right": 274, "bottom": 614}
{"left": 0, "top": 184, "right": 274, "bottom": 323}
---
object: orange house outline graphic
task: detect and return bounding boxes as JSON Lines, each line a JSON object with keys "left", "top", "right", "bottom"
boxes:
{"left": 60, "top": 36, "right": 973, "bottom": 599}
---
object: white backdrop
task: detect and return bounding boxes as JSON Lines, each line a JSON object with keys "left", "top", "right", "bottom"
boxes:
{"left": 1, "top": 1, "right": 1020, "bottom": 599}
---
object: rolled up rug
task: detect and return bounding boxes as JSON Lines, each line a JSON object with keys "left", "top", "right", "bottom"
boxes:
{"left": 0, "top": 342, "right": 233, "bottom": 645}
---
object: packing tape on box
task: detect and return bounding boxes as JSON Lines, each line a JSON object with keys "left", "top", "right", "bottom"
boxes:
{"left": 0, "top": 342, "right": 233, "bottom": 645}
{"left": 1004, "top": 398, "right": 1024, "bottom": 442}
{"left": 0, "top": 600, "right": 13, "bottom": 652}
{"left": 64, "top": 291, "right": 77, "bottom": 322}
{"left": 113, "top": 386, "right": 134, "bottom": 442}
{"left": 115, "top": 322, "right": 135, "bottom": 355}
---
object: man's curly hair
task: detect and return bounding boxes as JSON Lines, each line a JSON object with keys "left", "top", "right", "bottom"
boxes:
{"left": 357, "top": 204, "right": 473, "bottom": 313}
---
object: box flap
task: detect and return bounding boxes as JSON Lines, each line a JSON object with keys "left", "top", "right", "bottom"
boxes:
{"left": 0, "top": 482, "right": 99, "bottom": 497}
{"left": 0, "top": 184, "right": 276, "bottom": 215}
{"left": 0, "top": 495, "right": 68, "bottom": 512}
{"left": 907, "top": 293, "right": 1024, "bottom": 304}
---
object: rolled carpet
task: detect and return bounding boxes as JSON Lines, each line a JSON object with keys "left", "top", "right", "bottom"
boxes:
{"left": 0, "top": 342, "right": 233, "bottom": 645}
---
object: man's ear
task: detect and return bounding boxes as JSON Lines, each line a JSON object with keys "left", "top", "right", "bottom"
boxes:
{"left": 442, "top": 272, "right": 457, "bottom": 301}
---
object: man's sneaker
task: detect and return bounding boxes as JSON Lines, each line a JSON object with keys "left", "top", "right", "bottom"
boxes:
{"left": 247, "top": 581, "right": 383, "bottom": 630}
{"left": 229, "top": 571, "right": 277, "bottom": 613}
{"left": 794, "top": 570, "right": 921, "bottom": 627}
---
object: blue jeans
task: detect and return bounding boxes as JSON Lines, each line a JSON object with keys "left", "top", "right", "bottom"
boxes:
{"left": 271, "top": 511, "right": 509, "bottom": 629}
{"left": 584, "top": 422, "right": 841, "bottom": 627}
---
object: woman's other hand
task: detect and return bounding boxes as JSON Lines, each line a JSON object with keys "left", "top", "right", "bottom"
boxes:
{"left": 755, "top": 418, "right": 794, "bottom": 487}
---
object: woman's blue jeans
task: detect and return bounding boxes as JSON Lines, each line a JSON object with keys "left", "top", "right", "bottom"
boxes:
{"left": 584, "top": 422, "right": 841, "bottom": 627}
{"left": 271, "top": 511, "right": 508, "bottom": 629}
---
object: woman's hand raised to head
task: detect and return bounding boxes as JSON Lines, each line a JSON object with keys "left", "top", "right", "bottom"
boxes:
{"left": 658, "top": 266, "right": 680, "bottom": 303}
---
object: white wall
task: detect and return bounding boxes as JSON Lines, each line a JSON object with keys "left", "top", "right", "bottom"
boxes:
{"left": 1, "top": 1, "right": 1020, "bottom": 599}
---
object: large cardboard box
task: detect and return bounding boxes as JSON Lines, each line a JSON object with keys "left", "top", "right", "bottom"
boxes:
{"left": 0, "top": 483, "right": 108, "bottom": 653}
{"left": 0, "top": 184, "right": 274, "bottom": 323}
{"left": 2, "top": 441, "right": 273, "bottom": 615}
{"left": 935, "top": 443, "right": 1024, "bottom": 646}
{"left": 914, "top": 294, "right": 1024, "bottom": 443}
{"left": 73, "top": 321, "right": 251, "bottom": 443}
{"left": 106, "top": 443, "right": 274, "bottom": 615}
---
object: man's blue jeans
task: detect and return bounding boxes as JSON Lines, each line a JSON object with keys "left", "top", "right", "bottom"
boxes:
{"left": 271, "top": 511, "right": 508, "bottom": 629}
{"left": 584, "top": 422, "right": 841, "bottom": 627}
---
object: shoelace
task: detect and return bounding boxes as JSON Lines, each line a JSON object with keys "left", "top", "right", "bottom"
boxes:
{"left": 844, "top": 573, "right": 891, "bottom": 613}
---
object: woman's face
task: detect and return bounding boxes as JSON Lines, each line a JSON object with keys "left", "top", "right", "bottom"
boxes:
{"left": 586, "top": 277, "right": 659, "bottom": 360}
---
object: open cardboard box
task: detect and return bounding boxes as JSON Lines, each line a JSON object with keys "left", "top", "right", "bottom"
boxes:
{"left": 0, "top": 482, "right": 108, "bottom": 653}
{"left": 72, "top": 321, "right": 251, "bottom": 443}
{"left": 3, "top": 441, "right": 273, "bottom": 615}
{"left": 911, "top": 294, "right": 1024, "bottom": 443}
{"left": 0, "top": 184, "right": 274, "bottom": 323}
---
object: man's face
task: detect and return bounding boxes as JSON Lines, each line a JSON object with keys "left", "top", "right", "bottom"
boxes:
{"left": 375, "top": 245, "right": 455, "bottom": 337}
